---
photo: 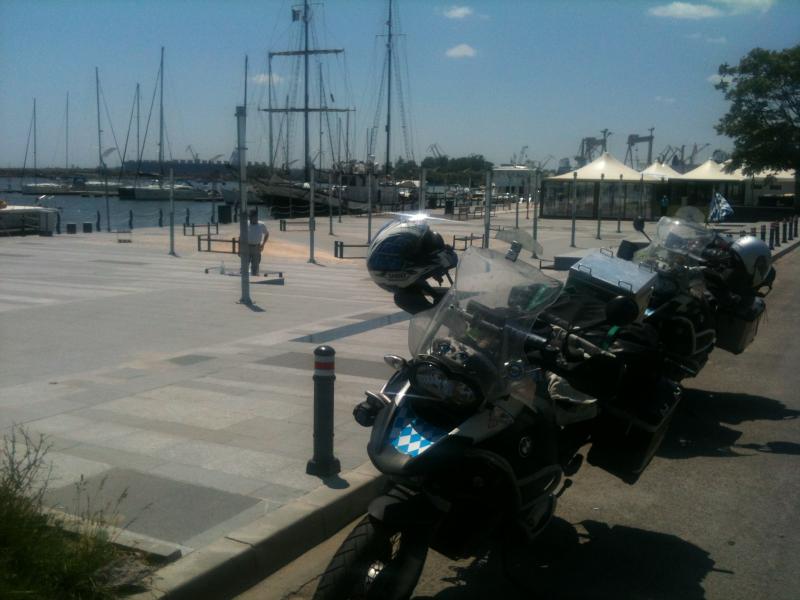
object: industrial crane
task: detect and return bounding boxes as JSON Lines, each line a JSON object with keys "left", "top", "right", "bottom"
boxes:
{"left": 510, "top": 145, "right": 529, "bottom": 165}
{"left": 623, "top": 128, "right": 654, "bottom": 169}
{"left": 427, "top": 143, "right": 445, "bottom": 159}
{"left": 575, "top": 129, "right": 611, "bottom": 167}
{"left": 186, "top": 145, "right": 199, "bottom": 161}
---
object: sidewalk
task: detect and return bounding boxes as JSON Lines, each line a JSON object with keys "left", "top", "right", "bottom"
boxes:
{"left": 0, "top": 209, "right": 793, "bottom": 599}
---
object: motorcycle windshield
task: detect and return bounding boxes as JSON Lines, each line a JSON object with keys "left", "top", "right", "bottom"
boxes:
{"left": 634, "top": 216, "right": 716, "bottom": 268}
{"left": 408, "top": 247, "right": 563, "bottom": 402}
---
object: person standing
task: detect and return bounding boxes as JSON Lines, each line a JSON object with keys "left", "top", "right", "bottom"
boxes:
{"left": 244, "top": 208, "right": 269, "bottom": 275}
{"left": 660, "top": 195, "right": 669, "bottom": 217}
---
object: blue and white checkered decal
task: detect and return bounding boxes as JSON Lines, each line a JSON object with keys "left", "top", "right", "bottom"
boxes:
{"left": 389, "top": 403, "right": 449, "bottom": 457}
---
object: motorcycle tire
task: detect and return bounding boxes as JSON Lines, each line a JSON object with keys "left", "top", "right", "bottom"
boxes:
{"left": 313, "top": 516, "right": 424, "bottom": 600}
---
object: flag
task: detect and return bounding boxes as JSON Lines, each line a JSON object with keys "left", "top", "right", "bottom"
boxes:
{"left": 708, "top": 192, "right": 734, "bottom": 222}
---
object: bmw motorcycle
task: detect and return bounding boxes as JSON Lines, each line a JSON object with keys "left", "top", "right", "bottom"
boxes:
{"left": 313, "top": 240, "right": 682, "bottom": 600}
{"left": 618, "top": 214, "right": 775, "bottom": 381}
{"left": 313, "top": 213, "right": 774, "bottom": 600}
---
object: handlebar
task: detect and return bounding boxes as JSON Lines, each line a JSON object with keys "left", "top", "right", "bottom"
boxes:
{"left": 462, "top": 299, "right": 616, "bottom": 362}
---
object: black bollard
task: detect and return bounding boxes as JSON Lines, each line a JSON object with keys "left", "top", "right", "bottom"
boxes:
{"left": 159, "top": 208, "right": 163, "bottom": 227}
{"left": 96, "top": 210, "right": 101, "bottom": 232}
{"left": 769, "top": 224, "right": 775, "bottom": 250}
{"left": 306, "top": 346, "right": 341, "bottom": 477}
{"left": 782, "top": 221, "right": 788, "bottom": 243}
{"left": 56, "top": 212, "right": 61, "bottom": 235}
{"left": 128, "top": 209, "right": 134, "bottom": 230}
{"left": 794, "top": 216, "right": 798, "bottom": 238}
{"left": 185, "top": 208, "right": 190, "bottom": 227}
{"left": 760, "top": 224, "right": 767, "bottom": 242}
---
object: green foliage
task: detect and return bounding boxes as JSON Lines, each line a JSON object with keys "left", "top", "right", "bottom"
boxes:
{"left": 714, "top": 44, "right": 800, "bottom": 177}
{"left": 420, "top": 154, "right": 493, "bottom": 185}
{"left": 0, "top": 427, "right": 148, "bottom": 599}
{"left": 392, "top": 157, "right": 419, "bottom": 180}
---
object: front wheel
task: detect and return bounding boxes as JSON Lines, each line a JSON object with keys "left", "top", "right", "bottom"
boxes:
{"left": 313, "top": 516, "right": 427, "bottom": 600}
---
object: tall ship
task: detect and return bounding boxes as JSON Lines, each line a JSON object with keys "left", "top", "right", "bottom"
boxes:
{"left": 254, "top": 0, "right": 414, "bottom": 218}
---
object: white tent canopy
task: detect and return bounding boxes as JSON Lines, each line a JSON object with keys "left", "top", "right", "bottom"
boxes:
{"left": 730, "top": 164, "right": 796, "bottom": 181}
{"left": 641, "top": 161, "right": 683, "bottom": 180}
{"left": 682, "top": 159, "right": 744, "bottom": 182}
{"left": 550, "top": 152, "right": 660, "bottom": 182}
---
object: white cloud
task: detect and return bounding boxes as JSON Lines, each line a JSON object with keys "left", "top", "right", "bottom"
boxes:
{"left": 649, "top": 3, "right": 722, "bottom": 19}
{"left": 655, "top": 96, "right": 677, "bottom": 104}
{"left": 443, "top": 5, "right": 473, "bottom": 19}
{"left": 251, "top": 73, "right": 283, "bottom": 86}
{"left": 649, "top": 0, "right": 773, "bottom": 19}
{"left": 445, "top": 43, "right": 476, "bottom": 58}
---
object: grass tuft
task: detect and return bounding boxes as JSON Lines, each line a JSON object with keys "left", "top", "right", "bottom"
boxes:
{"left": 0, "top": 426, "right": 151, "bottom": 599}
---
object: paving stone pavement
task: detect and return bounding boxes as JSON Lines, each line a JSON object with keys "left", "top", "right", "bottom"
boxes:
{"left": 0, "top": 208, "right": 778, "bottom": 563}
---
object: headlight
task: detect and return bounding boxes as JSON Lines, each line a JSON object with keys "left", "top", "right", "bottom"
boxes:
{"left": 410, "top": 361, "right": 480, "bottom": 407}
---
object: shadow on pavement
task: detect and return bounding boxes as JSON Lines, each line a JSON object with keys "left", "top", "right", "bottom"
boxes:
{"left": 413, "top": 518, "right": 716, "bottom": 600}
{"left": 659, "top": 388, "right": 799, "bottom": 460}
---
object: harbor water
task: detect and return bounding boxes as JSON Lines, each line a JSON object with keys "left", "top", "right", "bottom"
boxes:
{"left": 1, "top": 177, "right": 271, "bottom": 230}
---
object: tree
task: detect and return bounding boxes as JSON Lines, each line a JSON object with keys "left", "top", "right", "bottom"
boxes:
{"left": 714, "top": 44, "right": 800, "bottom": 205}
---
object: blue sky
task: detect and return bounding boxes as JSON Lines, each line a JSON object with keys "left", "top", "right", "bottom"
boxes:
{"left": 1, "top": 0, "right": 798, "bottom": 170}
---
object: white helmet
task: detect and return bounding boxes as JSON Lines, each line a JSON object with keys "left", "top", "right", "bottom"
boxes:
{"left": 366, "top": 220, "right": 457, "bottom": 292}
{"left": 730, "top": 236, "right": 772, "bottom": 288}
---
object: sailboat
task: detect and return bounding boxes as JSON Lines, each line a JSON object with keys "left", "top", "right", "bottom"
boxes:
{"left": 251, "top": 0, "right": 412, "bottom": 217}
{"left": 118, "top": 48, "right": 215, "bottom": 201}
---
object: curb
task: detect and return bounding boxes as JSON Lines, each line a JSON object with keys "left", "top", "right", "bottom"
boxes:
{"left": 129, "top": 463, "right": 385, "bottom": 600}
{"left": 772, "top": 238, "right": 800, "bottom": 261}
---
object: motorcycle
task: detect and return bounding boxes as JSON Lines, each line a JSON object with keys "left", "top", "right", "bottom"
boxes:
{"left": 619, "top": 214, "right": 774, "bottom": 379}
{"left": 313, "top": 236, "right": 682, "bottom": 600}
{"left": 313, "top": 213, "right": 774, "bottom": 600}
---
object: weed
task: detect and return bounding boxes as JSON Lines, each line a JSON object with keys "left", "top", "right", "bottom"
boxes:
{"left": 0, "top": 425, "right": 151, "bottom": 599}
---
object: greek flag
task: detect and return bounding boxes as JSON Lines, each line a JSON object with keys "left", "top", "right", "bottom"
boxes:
{"left": 709, "top": 192, "right": 734, "bottom": 222}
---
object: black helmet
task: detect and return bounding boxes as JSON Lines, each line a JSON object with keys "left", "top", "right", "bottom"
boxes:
{"left": 366, "top": 219, "right": 457, "bottom": 293}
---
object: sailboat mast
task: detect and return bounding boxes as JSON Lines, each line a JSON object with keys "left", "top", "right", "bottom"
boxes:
{"left": 95, "top": 68, "right": 103, "bottom": 171}
{"left": 159, "top": 46, "right": 165, "bottom": 178}
{"left": 268, "top": 54, "right": 274, "bottom": 170}
{"left": 33, "top": 98, "right": 37, "bottom": 185}
{"left": 385, "top": 0, "right": 393, "bottom": 176}
{"left": 303, "top": 0, "right": 310, "bottom": 182}
{"left": 319, "top": 63, "right": 324, "bottom": 170}
{"left": 66, "top": 92, "right": 69, "bottom": 169}
{"left": 136, "top": 83, "right": 141, "bottom": 165}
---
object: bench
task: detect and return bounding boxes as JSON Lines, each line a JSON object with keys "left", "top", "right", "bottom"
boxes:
{"left": 197, "top": 235, "right": 239, "bottom": 254}
{"left": 183, "top": 222, "right": 219, "bottom": 237}
{"left": 279, "top": 219, "right": 310, "bottom": 232}
{"left": 333, "top": 240, "right": 370, "bottom": 259}
{"left": 452, "top": 233, "right": 483, "bottom": 250}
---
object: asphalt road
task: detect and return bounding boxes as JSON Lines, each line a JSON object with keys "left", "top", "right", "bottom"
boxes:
{"left": 244, "top": 250, "right": 800, "bottom": 600}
